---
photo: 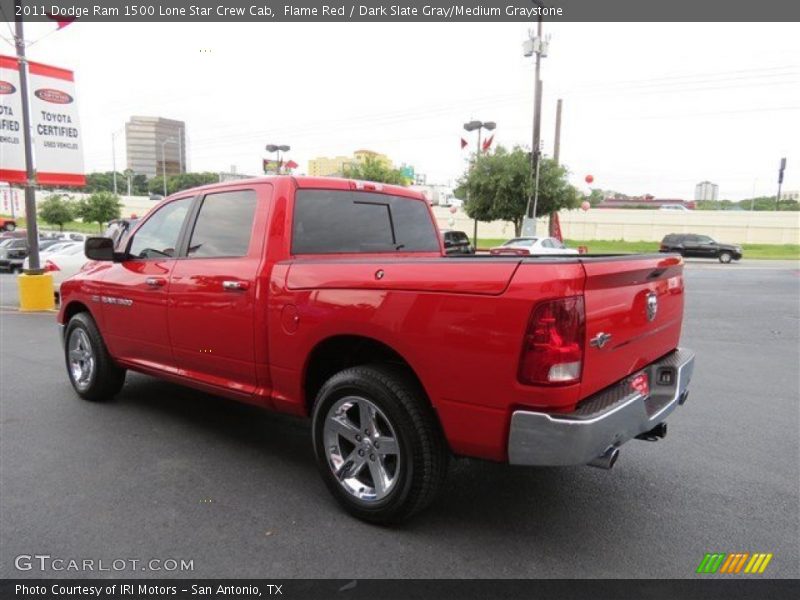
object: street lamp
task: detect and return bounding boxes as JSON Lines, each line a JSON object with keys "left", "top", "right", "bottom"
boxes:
{"left": 266, "top": 144, "right": 290, "bottom": 174}
{"left": 160, "top": 138, "right": 178, "bottom": 197}
{"left": 463, "top": 120, "right": 496, "bottom": 246}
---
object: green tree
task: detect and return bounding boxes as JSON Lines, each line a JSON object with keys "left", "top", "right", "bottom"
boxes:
{"left": 342, "top": 156, "right": 407, "bottom": 185}
{"left": 460, "top": 146, "right": 580, "bottom": 236}
{"left": 586, "top": 188, "right": 605, "bottom": 207}
{"left": 76, "top": 191, "right": 122, "bottom": 230}
{"left": 38, "top": 194, "right": 76, "bottom": 231}
{"left": 148, "top": 172, "right": 219, "bottom": 196}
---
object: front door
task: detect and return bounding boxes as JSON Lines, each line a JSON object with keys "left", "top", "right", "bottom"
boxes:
{"left": 100, "top": 196, "right": 194, "bottom": 370}
{"left": 167, "top": 186, "right": 268, "bottom": 395}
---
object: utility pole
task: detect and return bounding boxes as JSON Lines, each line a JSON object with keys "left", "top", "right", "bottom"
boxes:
{"left": 776, "top": 157, "right": 786, "bottom": 211}
{"left": 14, "top": 2, "right": 41, "bottom": 273}
{"left": 522, "top": 14, "right": 549, "bottom": 236}
{"left": 111, "top": 132, "right": 118, "bottom": 195}
{"left": 553, "top": 98, "right": 563, "bottom": 165}
{"left": 550, "top": 98, "right": 563, "bottom": 238}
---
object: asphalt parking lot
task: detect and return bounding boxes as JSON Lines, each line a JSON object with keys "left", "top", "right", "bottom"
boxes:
{"left": 0, "top": 259, "right": 798, "bottom": 579}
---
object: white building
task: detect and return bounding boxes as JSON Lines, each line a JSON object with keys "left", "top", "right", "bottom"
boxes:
{"left": 694, "top": 181, "right": 719, "bottom": 201}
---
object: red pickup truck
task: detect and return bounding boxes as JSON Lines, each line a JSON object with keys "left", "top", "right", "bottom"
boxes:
{"left": 58, "top": 176, "right": 695, "bottom": 522}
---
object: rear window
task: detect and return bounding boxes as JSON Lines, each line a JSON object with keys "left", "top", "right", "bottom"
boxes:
{"left": 292, "top": 190, "right": 439, "bottom": 254}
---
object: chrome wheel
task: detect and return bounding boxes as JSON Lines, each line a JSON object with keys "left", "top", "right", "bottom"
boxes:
{"left": 323, "top": 395, "right": 401, "bottom": 502}
{"left": 68, "top": 329, "right": 95, "bottom": 391}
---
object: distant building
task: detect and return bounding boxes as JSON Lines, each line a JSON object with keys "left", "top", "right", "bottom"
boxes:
{"left": 694, "top": 181, "right": 719, "bottom": 201}
{"left": 780, "top": 189, "right": 799, "bottom": 201}
{"left": 126, "top": 116, "right": 186, "bottom": 178}
{"left": 308, "top": 149, "right": 393, "bottom": 177}
{"left": 217, "top": 165, "right": 257, "bottom": 183}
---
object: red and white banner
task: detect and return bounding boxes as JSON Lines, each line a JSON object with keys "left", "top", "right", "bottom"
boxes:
{"left": 0, "top": 55, "right": 85, "bottom": 187}
{"left": 0, "top": 56, "right": 26, "bottom": 184}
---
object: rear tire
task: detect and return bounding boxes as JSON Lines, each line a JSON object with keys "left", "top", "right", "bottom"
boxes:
{"left": 4, "top": 223, "right": 15, "bottom": 231}
{"left": 64, "top": 312, "right": 126, "bottom": 401}
{"left": 719, "top": 252, "right": 732, "bottom": 264}
{"left": 312, "top": 364, "right": 449, "bottom": 524}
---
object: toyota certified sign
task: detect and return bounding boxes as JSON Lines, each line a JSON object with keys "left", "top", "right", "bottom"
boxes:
{"left": 34, "top": 88, "right": 74, "bottom": 104}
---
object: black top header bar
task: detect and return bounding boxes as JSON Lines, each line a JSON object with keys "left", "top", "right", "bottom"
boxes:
{"left": 4, "top": 0, "right": 799, "bottom": 22}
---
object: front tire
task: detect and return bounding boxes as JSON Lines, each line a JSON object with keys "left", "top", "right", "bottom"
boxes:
{"left": 64, "top": 312, "right": 126, "bottom": 401}
{"left": 719, "top": 251, "right": 732, "bottom": 264}
{"left": 312, "top": 364, "right": 448, "bottom": 523}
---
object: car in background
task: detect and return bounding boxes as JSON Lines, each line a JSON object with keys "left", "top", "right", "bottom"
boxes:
{"left": 441, "top": 229, "right": 474, "bottom": 255}
{"left": 22, "top": 241, "right": 81, "bottom": 270}
{"left": 0, "top": 238, "right": 68, "bottom": 272}
{"left": 660, "top": 233, "right": 742, "bottom": 263}
{"left": 489, "top": 237, "right": 579, "bottom": 256}
{"left": 659, "top": 204, "right": 691, "bottom": 212}
{"left": 104, "top": 218, "right": 140, "bottom": 250}
{"left": 0, "top": 229, "right": 27, "bottom": 240}
{"left": 0, "top": 217, "right": 17, "bottom": 231}
{"left": 38, "top": 243, "right": 88, "bottom": 294}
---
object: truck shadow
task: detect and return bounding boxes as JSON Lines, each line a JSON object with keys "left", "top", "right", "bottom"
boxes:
{"left": 114, "top": 372, "right": 669, "bottom": 546}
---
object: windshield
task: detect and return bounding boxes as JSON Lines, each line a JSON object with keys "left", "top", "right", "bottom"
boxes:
{"left": 503, "top": 238, "right": 536, "bottom": 247}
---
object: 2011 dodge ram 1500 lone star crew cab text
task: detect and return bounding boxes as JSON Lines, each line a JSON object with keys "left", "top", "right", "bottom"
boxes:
{"left": 58, "top": 176, "right": 695, "bottom": 522}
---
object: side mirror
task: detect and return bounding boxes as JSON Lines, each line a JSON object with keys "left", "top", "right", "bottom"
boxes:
{"left": 85, "top": 237, "right": 116, "bottom": 261}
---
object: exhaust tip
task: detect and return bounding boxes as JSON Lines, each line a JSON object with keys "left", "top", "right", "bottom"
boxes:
{"left": 587, "top": 447, "right": 619, "bottom": 470}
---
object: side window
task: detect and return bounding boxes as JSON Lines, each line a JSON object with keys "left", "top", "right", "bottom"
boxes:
{"left": 541, "top": 239, "right": 554, "bottom": 248}
{"left": 187, "top": 190, "right": 257, "bottom": 258}
{"left": 128, "top": 197, "right": 193, "bottom": 259}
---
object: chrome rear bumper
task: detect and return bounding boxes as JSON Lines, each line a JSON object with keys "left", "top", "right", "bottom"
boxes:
{"left": 508, "top": 348, "right": 695, "bottom": 466}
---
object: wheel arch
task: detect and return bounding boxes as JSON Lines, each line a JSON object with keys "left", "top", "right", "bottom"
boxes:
{"left": 303, "top": 335, "right": 433, "bottom": 417}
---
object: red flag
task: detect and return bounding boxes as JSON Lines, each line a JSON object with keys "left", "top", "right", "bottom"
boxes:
{"left": 482, "top": 134, "right": 494, "bottom": 152}
{"left": 47, "top": 14, "right": 76, "bottom": 29}
{"left": 549, "top": 212, "right": 563, "bottom": 241}
{"left": 460, "top": 138, "right": 468, "bottom": 149}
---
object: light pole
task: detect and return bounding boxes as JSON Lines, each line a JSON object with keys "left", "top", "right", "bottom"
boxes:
{"left": 111, "top": 126, "right": 125, "bottom": 195}
{"left": 160, "top": 138, "right": 177, "bottom": 197}
{"left": 266, "top": 144, "right": 290, "bottom": 174}
{"left": 522, "top": 8, "right": 550, "bottom": 236}
{"left": 463, "top": 120, "right": 496, "bottom": 246}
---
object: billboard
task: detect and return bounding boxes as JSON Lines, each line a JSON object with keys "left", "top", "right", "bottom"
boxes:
{"left": 0, "top": 55, "right": 85, "bottom": 187}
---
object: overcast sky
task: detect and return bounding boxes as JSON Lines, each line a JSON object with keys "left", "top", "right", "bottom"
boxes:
{"left": 6, "top": 21, "right": 799, "bottom": 199}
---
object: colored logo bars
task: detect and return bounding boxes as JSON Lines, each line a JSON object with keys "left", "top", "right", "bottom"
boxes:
{"left": 696, "top": 552, "right": 773, "bottom": 574}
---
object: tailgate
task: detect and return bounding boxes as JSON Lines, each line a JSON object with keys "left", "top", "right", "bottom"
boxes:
{"left": 579, "top": 254, "right": 685, "bottom": 398}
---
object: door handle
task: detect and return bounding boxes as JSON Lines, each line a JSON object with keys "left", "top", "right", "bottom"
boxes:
{"left": 222, "top": 280, "right": 249, "bottom": 291}
{"left": 145, "top": 277, "right": 167, "bottom": 288}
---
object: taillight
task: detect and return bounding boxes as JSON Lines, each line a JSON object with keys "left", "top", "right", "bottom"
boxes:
{"left": 518, "top": 296, "right": 585, "bottom": 385}
{"left": 44, "top": 260, "right": 60, "bottom": 272}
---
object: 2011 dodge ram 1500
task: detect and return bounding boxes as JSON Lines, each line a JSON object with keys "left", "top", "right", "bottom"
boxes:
{"left": 57, "top": 176, "right": 695, "bottom": 522}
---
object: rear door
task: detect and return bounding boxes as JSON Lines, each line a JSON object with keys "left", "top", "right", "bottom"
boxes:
{"left": 580, "top": 255, "right": 685, "bottom": 398}
{"left": 167, "top": 185, "right": 269, "bottom": 394}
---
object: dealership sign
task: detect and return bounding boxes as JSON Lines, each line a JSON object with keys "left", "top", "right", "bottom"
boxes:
{"left": 0, "top": 55, "right": 85, "bottom": 187}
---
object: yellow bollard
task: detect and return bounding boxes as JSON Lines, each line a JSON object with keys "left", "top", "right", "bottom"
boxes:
{"left": 17, "top": 272, "right": 56, "bottom": 311}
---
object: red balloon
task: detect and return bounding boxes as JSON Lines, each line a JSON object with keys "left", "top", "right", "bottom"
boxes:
{"left": 585, "top": 175, "right": 594, "bottom": 184}
{"left": 581, "top": 201, "right": 590, "bottom": 212}
{"left": 449, "top": 206, "right": 458, "bottom": 214}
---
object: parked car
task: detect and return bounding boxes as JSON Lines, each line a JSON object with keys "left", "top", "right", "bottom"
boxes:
{"left": 22, "top": 241, "right": 81, "bottom": 270}
{"left": 658, "top": 204, "right": 690, "bottom": 212}
{"left": 0, "top": 216, "right": 17, "bottom": 231}
{"left": 489, "top": 237, "right": 579, "bottom": 256}
{"left": 441, "top": 229, "right": 474, "bottom": 255}
{"left": 40, "top": 243, "right": 88, "bottom": 293}
{"left": 660, "top": 233, "right": 742, "bottom": 263}
{"left": 58, "top": 176, "right": 695, "bottom": 523}
{"left": 0, "top": 238, "right": 68, "bottom": 272}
